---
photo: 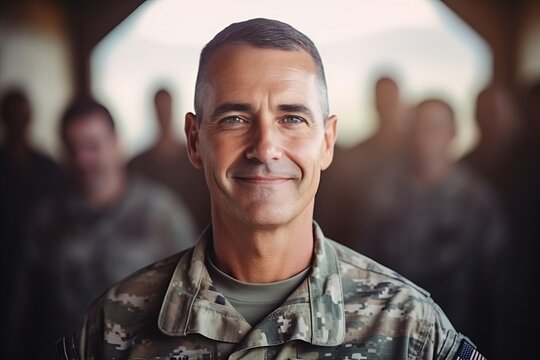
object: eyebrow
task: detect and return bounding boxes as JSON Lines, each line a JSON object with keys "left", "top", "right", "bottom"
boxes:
{"left": 210, "top": 102, "right": 315, "bottom": 119}
{"left": 277, "top": 104, "right": 315, "bottom": 119}
{"left": 211, "top": 103, "right": 252, "bottom": 118}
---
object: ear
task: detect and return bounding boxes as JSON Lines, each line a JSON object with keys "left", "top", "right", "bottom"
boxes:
{"left": 450, "top": 124, "right": 457, "bottom": 140}
{"left": 321, "top": 115, "right": 337, "bottom": 171}
{"left": 184, "top": 112, "right": 203, "bottom": 169}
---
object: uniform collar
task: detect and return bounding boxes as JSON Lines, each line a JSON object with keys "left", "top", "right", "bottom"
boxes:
{"left": 158, "top": 222, "right": 345, "bottom": 347}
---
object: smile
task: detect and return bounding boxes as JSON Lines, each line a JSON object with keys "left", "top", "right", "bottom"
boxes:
{"left": 232, "top": 176, "right": 292, "bottom": 185}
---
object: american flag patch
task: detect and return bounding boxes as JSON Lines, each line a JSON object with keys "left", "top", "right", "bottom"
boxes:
{"left": 454, "top": 339, "right": 486, "bottom": 360}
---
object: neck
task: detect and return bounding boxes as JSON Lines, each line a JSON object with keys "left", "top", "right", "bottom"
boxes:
{"left": 155, "top": 131, "right": 182, "bottom": 154}
{"left": 4, "top": 138, "right": 31, "bottom": 163}
{"left": 82, "top": 170, "right": 126, "bottom": 208}
{"left": 211, "top": 205, "right": 314, "bottom": 283}
{"left": 412, "top": 159, "right": 452, "bottom": 186}
{"left": 473, "top": 139, "right": 510, "bottom": 163}
{"left": 375, "top": 122, "right": 405, "bottom": 147}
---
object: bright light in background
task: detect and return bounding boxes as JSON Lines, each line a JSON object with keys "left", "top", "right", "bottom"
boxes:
{"left": 0, "top": 5, "right": 73, "bottom": 157}
{"left": 91, "top": 0, "right": 491, "bottom": 158}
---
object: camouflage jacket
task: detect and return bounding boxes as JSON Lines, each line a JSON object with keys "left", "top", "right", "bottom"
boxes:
{"left": 48, "top": 224, "right": 474, "bottom": 359}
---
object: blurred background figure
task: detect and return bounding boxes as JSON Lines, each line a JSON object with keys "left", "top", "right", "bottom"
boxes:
{"left": 0, "top": 88, "right": 64, "bottom": 356}
{"left": 351, "top": 76, "right": 411, "bottom": 164}
{"left": 461, "top": 83, "right": 519, "bottom": 192}
{"left": 317, "top": 76, "right": 411, "bottom": 245}
{"left": 348, "top": 99, "right": 505, "bottom": 359}
{"left": 349, "top": 76, "right": 411, "bottom": 235}
{"left": 129, "top": 88, "right": 210, "bottom": 231}
{"left": 16, "top": 98, "right": 197, "bottom": 358}
{"left": 498, "top": 80, "right": 540, "bottom": 359}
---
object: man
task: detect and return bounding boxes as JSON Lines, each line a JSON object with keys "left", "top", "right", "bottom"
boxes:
{"left": 315, "top": 76, "right": 411, "bottom": 245}
{"left": 48, "top": 19, "right": 483, "bottom": 360}
{"left": 352, "top": 76, "right": 411, "bottom": 161}
{"left": 461, "top": 83, "right": 518, "bottom": 191}
{"left": 129, "top": 88, "right": 210, "bottom": 231}
{"left": 349, "top": 99, "right": 504, "bottom": 357}
{"left": 21, "top": 99, "right": 196, "bottom": 357}
{"left": 0, "top": 88, "right": 64, "bottom": 359}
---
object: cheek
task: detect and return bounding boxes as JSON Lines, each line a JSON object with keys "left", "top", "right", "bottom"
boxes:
{"left": 200, "top": 138, "right": 237, "bottom": 175}
{"left": 72, "top": 148, "right": 96, "bottom": 167}
{"left": 288, "top": 138, "right": 327, "bottom": 172}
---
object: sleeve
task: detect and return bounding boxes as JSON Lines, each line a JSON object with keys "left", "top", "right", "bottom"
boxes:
{"left": 44, "top": 297, "right": 105, "bottom": 360}
{"left": 419, "top": 301, "right": 486, "bottom": 360}
{"left": 44, "top": 336, "right": 80, "bottom": 360}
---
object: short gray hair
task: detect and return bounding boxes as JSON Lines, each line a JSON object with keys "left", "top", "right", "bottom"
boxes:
{"left": 194, "top": 18, "right": 329, "bottom": 120}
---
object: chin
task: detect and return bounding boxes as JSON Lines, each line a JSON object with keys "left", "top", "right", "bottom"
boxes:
{"left": 237, "top": 205, "right": 294, "bottom": 228}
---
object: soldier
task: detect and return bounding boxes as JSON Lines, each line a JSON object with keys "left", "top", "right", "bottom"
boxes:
{"left": 128, "top": 87, "right": 211, "bottom": 231}
{"left": 20, "top": 98, "right": 197, "bottom": 357}
{"left": 47, "top": 18, "right": 484, "bottom": 359}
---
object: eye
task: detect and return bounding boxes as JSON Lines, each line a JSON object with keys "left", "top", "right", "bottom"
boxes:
{"left": 220, "top": 116, "right": 247, "bottom": 128}
{"left": 282, "top": 115, "right": 306, "bottom": 125}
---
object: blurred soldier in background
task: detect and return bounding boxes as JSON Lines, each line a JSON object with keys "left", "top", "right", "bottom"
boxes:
{"left": 349, "top": 98, "right": 505, "bottom": 357}
{"left": 129, "top": 88, "right": 210, "bottom": 231}
{"left": 0, "top": 88, "right": 64, "bottom": 358}
{"left": 462, "top": 83, "right": 519, "bottom": 192}
{"left": 315, "top": 76, "right": 411, "bottom": 245}
{"left": 498, "top": 81, "right": 540, "bottom": 359}
{"left": 16, "top": 98, "right": 196, "bottom": 358}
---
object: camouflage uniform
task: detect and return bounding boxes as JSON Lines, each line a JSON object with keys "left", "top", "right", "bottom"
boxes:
{"left": 16, "top": 176, "right": 197, "bottom": 358}
{"left": 48, "top": 224, "right": 473, "bottom": 359}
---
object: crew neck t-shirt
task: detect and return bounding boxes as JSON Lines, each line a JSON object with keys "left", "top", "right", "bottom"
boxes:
{"left": 206, "top": 255, "right": 310, "bottom": 326}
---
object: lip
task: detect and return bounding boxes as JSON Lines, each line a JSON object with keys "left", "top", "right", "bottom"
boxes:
{"left": 232, "top": 176, "right": 292, "bottom": 185}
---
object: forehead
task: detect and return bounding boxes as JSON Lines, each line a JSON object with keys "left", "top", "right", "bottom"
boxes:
{"left": 208, "top": 43, "right": 317, "bottom": 73}
{"left": 418, "top": 101, "right": 446, "bottom": 114}
{"left": 204, "top": 44, "right": 321, "bottom": 109}
{"left": 416, "top": 103, "right": 454, "bottom": 129}
{"left": 66, "top": 112, "right": 113, "bottom": 138}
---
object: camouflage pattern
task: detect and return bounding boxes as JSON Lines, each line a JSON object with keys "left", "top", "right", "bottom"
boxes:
{"left": 48, "top": 223, "right": 472, "bottom": 359}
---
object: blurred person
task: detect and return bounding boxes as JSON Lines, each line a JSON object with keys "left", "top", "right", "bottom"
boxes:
{"left": 316, "top": 76, "right": 410, "bottom": 245}
{"left": 0, "top": 88, "right": 64, "bottom": 358}
{"left": 129, "top": 88, "right": 210, "bottom": 231}
{"left": 48, "top": 19, "right": 483, "bottom": 360}
{"left": 461, "top": 83, "right": 519, "bottom": 190}
{"left": 18, "top": 98, "right": 197, "bottom": 357}
{"left": 313, "top": 144, "right": 352, "bottom": 242}
{"left": 351, "top": 76, "right": 411, "bottom": 166}
{"left": 498, "top": 80, "right": 540, "bottom": 359}
{"left": 350, "top": 99, "right": 504, "bottom": 358}
{"left": 323, "top": 76, "right": 410, "bottom": 247}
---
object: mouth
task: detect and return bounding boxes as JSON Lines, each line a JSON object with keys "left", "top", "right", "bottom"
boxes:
{"left": 232, "top": 176, "right": 292, "bottom": 185}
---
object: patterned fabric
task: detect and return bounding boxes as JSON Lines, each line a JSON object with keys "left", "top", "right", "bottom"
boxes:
{"left": 20, "top": 176, "right": 197, "bottom": 356}
{"left": 348, "top": 164, "right": 504, "bottom": 346}
{"left": 48, "top": 223, "right": 475, "bottom": 359}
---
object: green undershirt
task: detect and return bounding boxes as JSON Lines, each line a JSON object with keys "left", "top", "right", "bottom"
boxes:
{"left": 206, "top": 254, "right": 310, "bottom": 326}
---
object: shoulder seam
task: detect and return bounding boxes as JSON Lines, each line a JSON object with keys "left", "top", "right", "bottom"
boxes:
{"left": 332, "top": 240, "right": 431, "bottom": 298}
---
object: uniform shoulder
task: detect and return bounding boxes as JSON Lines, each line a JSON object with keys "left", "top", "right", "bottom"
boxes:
{"left": 129, "top": 175, "right": 175, "bottom": 200}
{"left": 125, "top": 176, "right": 188, "bottom": 215}
{"left": 105, "top": 249, "right": 188, "bottom": 301}
{"left": 329, "top": 239, "right": 431, "bottom": 298}
{"left": 328, "top": 240, "right": 465, "bottom": 358}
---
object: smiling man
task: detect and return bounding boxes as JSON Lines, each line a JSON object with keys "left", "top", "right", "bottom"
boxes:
{"left": 47, "top": 18, "right": 483, "bottom": 360}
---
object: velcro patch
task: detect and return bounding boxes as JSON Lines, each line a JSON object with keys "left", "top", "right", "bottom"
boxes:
{"left": 454, "top": 338, "right": 486, "bottom": 360}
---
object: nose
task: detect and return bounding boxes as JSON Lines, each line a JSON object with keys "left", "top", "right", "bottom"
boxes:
{"left": 245, "top": 120, "right": 282, "bottom": 163}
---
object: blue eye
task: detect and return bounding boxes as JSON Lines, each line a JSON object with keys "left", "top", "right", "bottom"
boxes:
{"left": 219, "top": 116, "right": 248, "bottom": 128}
{"left": 223, "top": 116, "right": 244, "bottom": 123}
{"left": 283, "top": 116, "right": 305, "bottom": 124}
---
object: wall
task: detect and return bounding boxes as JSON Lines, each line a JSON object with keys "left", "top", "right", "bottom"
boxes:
{"left": 0, "top": 0, "right": 73, "bottom": 158}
